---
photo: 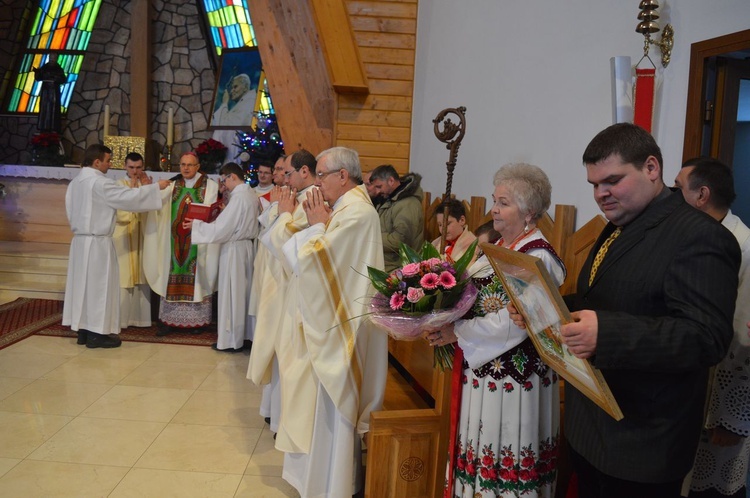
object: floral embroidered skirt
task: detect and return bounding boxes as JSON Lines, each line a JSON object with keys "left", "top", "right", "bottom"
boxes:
{"left": 449, "top": 356, "right": 560, "bottom": 498}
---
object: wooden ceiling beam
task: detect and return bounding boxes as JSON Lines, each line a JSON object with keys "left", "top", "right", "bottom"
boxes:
{"left": 249, "top": 0, "right": 335, "bottom": 154}
{"left": 310, "top": 0, "right": 369, "bottom": 94}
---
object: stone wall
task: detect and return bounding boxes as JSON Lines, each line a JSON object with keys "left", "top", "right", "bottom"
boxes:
{"left": 0, "top": 1, "right": 38, "bottom": 165}
{"left": 151, "top": 0, "right": 216, "bottom": 160}
{"left": 0, "top": 0, "right": 216, "bottom": 167}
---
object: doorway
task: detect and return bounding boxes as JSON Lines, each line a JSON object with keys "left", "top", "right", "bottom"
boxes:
{"left": 683, "top": 29, "right": 750, "bottom": 225}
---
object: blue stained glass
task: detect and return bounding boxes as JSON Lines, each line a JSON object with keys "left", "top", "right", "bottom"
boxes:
{"left": 227, "top": 26, "right": 239, "bottom": 48}
{"left": 7, "top": 0, "right": 103, "bottom": 112}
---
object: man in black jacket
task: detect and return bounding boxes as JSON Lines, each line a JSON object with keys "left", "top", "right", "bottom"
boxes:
{"left": 561, "top": 123, "right": 740, "bottom": 498}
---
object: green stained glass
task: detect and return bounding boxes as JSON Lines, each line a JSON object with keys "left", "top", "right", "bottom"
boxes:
{"left": 7, "top": 0, "right": 102, "bottom": 113}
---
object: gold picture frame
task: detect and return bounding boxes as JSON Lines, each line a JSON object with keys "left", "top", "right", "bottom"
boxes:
{"left": 481, "top": 243, "right": 623, "bottom": 421}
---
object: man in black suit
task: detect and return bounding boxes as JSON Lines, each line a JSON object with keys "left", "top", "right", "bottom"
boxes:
{"left": 560, "top": 123, "right": 741, "bottom": 498}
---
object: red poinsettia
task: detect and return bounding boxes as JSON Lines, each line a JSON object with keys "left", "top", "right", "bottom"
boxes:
{"left": 29, "top": 132, "right": 65, "bottom": 166}
{"left": 194, "top": 138, "right": 228, "bottom": 173}
{"left": 194, "top": 138, "right": 227, "bottom": 156}
{"left": 30, "top": 132, "right": 61, "bottom": 148}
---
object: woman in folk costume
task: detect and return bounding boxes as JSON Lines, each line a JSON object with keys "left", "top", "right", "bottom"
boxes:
{"left": 431, "top": 197, "right": 478, "bottom": 265}
{"left": 425, "top": 163, "right": 566, "bottom": 498}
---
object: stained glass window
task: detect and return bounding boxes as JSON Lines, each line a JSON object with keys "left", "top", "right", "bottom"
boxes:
{"left": 202, "top": 0, "right": 274, "bottom": 116}
{"left": 6, "top": 0, "right": 103, "bottom": 113}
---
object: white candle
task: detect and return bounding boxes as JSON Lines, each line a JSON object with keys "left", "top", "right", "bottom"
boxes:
{"left": 167, "top": 107, "right": 174, "bottom": 146}
{"left": 103, "top": 104, "right": 110, "bottom": 136}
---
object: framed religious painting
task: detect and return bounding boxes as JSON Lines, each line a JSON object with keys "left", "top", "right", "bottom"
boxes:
{"left": 481, "top": 243, "right": 624, "bottom": 421}
{"left": 209, "top": 47, "right": 263, "bottom": 130}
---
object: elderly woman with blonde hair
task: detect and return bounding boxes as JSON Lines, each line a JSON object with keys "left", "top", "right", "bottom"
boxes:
{"left": 425, "top": 163, "right": 566, "bottom": 498}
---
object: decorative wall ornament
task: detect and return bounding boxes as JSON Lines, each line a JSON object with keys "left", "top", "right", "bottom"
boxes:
{"left": 635, "top": 0, "right": 674, "bottom": 68}
{"left": 104, "top": 136, "right": 146, "bottom": 170}
{"left": 633, "top": 1, "right": 674, "bottom": 133}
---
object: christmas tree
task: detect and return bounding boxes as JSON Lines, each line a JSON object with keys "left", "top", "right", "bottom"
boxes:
{"left": 234, "top": 113, "right": 285, "bottom": 186}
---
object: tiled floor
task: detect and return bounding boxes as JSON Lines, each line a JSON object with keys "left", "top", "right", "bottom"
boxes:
{"left": 0, "top": 335, "right": 299, "bottom": 497}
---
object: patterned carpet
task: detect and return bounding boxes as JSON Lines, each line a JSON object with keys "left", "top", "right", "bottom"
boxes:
{"left": 0, "top": 298, "right": 217, "bottom": 349}
{"left": 0, "top": 298, "right": 64, "bottom": 350}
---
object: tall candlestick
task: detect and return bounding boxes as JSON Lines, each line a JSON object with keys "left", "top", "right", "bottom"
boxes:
{"left": 103, "top": 104, "right": 110, "bottom": 136}
{"left": 167, "top": 107, "right": 174, "bottom": 146}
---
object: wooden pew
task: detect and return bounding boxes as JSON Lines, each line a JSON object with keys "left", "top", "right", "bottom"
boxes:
{"left": 366, "top": 191, "right": 603, "bottom": 498}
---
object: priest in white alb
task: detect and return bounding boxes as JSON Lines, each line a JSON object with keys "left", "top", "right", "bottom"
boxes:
{"left": 248, "top": 150, "right": 317, "bottom": 434}
{"left": 63, "top": 144, "right": 169, "bottom": 348}
{"left": 184, "top": 162, "right": 260, "bottom": 352}
{"left": 279, "top": 146, "right": 388, "bottom": 497}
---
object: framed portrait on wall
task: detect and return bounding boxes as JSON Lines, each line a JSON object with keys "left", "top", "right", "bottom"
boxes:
{"left": 209, "top": 47, "right": 263, "bottom": 130}
{"left": 481, "top": 243, "right": 624, "bottom": 421}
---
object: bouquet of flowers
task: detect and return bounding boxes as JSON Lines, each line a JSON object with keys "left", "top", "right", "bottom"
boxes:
{"left": 195, "top": 138, "right": 227, "bottom": 173}
{"left": 367, "top": 240, "right": 478, "bottom": 369}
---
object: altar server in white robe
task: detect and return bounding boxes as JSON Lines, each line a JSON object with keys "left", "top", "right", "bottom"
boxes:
{"left": 280, "top": 147, "right": 388, "bottom": 498}
{"left": 248, "top": 184, "right": 282, "bottom": 429}
{"left": 248, "top": 150, "right": 317, "bottom": 434}
{"left": 185, "top": 162, "right": 260, "bottom": 352}
{"left": 63, "top": 144, "right": 169, "bottom": 348}
{"left": 113, "top": 152, "right": 152, "bottom": 329}
{"left": 143, "top": 152, "right": 220, "bottom": 333}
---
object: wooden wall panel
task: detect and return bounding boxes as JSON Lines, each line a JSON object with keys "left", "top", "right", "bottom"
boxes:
{"left": 337, "top": 123, "right": 410, "bottom": 142}
{"left": 337, "top": 140, "right": 410, "bottom": 159}
{"left": 349, "top": 16, "right": 416, "bottom": 34}
{"left": 365, "top": 64, "right": 414, "bottom": 81}
{"left": 339, "top": 94, "right": 413, "bottom": 112}
{"left": 355, "top": 32, "right": 416, "bottom": 49}
{"left": 335, "top": 0, "right": 418, "bottom": 174}
{"left": 338, "top": 109, "right": 412, "bottom": 127}
{"left": 360, "top": 157, "right": 409, "bottom": 171}
{"left": 348, "top": 2, "right": 417, "bottom": 18}
{"left": 359, "top": 47, "right": 415, "bottom": 65}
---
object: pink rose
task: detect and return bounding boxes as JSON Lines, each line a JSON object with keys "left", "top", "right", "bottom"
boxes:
{"left": 438, "top": 271, "right": 456, "bottom": 289}
{"left": 406, "top": 287, "right": 425, "bottom": 303}
{"left": 389, "top": 292, "right": 406, "bottom": 310}
{"left": 401, "top": 262, "right": 420, "bottom": 277}
{"left": 426, "top": 257, "right": 443, "bottom": 268}
{"left": 420, "top": 273, "right": 439, "bottom": 290}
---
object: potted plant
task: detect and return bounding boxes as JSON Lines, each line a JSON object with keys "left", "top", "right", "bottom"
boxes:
{"left": 29, "top": 132, "right": 66, "bottom": 166}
